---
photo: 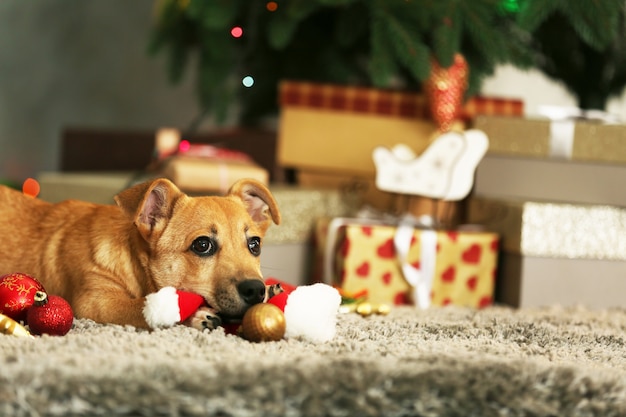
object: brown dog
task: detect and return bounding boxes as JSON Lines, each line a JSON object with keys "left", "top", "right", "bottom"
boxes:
{"left": 0, "top": 178, "right": 281, "bottom": 330}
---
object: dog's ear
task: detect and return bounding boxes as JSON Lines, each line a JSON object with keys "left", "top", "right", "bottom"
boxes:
{"left": 115, "top": 178, "right": 184, "bottom": 239}
{"left": 228, "top": 179, "right": 281, "bottom": 231}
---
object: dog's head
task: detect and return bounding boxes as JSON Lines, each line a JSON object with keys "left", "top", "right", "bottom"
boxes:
{"left": 115, "top": 178, "right": 281, "bottom": 318}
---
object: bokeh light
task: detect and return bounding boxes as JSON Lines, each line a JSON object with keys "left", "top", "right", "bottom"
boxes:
{"left": 179, "top": 139, "right": 191, "bottom": 153}
{"left": 242, "top": 76, "right": 255, "bottom": 87}
{"left": 22, "top": 178, "right": 40, "bottom": 198}
{"left": 230, "top": 26, "right": 243, "bottom": 38}
{"left": 499, "top": 0, "right": 520, "bottom": 13}
{"left": 266, "top": 2, "right": 278, "bottom": 12}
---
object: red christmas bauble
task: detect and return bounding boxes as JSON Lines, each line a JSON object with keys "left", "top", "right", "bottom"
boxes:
{"left": 0, "top": 272, "right": 46, "bottom": 322}
{"left": 26, "top": 291, "right": 74, "bottom": 336}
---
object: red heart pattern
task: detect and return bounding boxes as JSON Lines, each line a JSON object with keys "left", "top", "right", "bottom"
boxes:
{"left": 382, "top": 272, "right": 392, "bottom": 285}
{"left": 462, "top": 244, "right": 481, "bottom": 264}
{"left": 466, "top": 276, "right": 477, "bottom": 291}
{"left": 442, "top": 266, "right": 455, "bottom": 283}
{"left": 336, "top": 223, "right": 499, "bottom": 309}
{"left": 376, "top": 239, "right": 395, "bottom": 259}
{"left": 356, "top": 262, "right": 370, "bottom": 277}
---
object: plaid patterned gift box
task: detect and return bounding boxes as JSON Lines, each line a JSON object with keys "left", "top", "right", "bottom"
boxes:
{"left": 278, "top": 81, "right": 523, "bottom": 176}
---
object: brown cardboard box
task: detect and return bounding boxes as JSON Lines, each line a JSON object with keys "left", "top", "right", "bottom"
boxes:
{"left": 473, "top": 115, "right": 626, "bottom": 163}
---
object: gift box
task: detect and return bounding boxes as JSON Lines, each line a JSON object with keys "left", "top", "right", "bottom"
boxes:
{"left": 263, "top": 186, "right": 360, "bottom": 245}
{"left": 279, "top": 81, "right": 523, "bottom": 174}
{"left": 474, "top": 154, "right": 626, "bottom": 206}
{"left": 473, "top": 115, "right": 626, "bottom": 163}
{"left": 159, "top": 142, "right": 269, "bottom": 194}
{"left": 277, "top": 81, "right": 438, "bottom": 177}
{"left": 278, "top": 81, "right": 522, "bottom": 208}
{"left": 38, "top": 171, "right": 144, "bottom": 204}
{"left": 163, "top": 156, "right": 268, "bottom": 194}
{"left": 320, "top": 218, "right": 499, "bottom": 308}
{"left": 467, "top": 197, "right": 626, "bottom": 308}
{"left": 298, "top": 171, "right": 462, "bottom": 224}
{"left": 261, "top": 185, "right": 361, "bottom": 287}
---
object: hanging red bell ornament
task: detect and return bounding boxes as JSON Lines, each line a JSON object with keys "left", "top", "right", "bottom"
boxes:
{"left": 0, "top": 272, "right": 46, "bottom": 322}
{"left": 424, "top": 53, "right": 468, "bottom": 132}
{"left": 26, "top": 291, "right": 74, "bottom": 336}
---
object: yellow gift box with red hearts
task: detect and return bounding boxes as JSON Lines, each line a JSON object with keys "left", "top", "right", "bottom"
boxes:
{"left": 326, "top": 220, "right": 499, "bottom": 308}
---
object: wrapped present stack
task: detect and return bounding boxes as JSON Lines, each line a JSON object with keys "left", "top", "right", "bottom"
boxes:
{"left": 276, "top": 74, "right": 525, "bottom": 309}
{"left": 468, "top": 107, "right": 626, "bottom": 308}
{"left": 277, "top": 80, "right": 523, "bottom": 216}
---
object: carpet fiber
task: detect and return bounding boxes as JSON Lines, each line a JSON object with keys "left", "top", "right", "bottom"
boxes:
{"left": 2, "top": 305, "right": 626, "bottom": 416}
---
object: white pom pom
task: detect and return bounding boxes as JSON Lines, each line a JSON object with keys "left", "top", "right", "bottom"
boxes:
{"left": 283, "top": 283, "right": 341, "bottom": 343}
{"left": 143, "top": 286, "right": 181, "bottom": 329}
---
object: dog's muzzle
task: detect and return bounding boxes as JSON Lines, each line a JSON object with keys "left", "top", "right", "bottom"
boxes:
{"left": 237, "top": 279, "right": 266, "bottom": 306}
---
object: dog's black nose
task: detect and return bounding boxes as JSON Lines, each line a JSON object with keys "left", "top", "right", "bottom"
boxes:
{"left": 237, "top": 279, "right": 266, "bottom": 305}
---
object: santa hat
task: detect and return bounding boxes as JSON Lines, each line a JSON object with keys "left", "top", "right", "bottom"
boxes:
{"left": 265, "top": 279, "right": 341, "bottom": 344}
{"left": 143, "top": 287, "right": 205, "bottom": 329}
{"left": 143, "top": 281, "right": 342, "bottom": 344}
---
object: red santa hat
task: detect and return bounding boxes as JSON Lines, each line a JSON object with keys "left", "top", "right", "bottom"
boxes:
{"left": 143, "top": 280, "right": 342, "bottom": 344}
{"left": 265, "top": 279, "right": 341, "bottom": 344}
{"left": 143, "top": 287, "right": 205, "bottom": 328}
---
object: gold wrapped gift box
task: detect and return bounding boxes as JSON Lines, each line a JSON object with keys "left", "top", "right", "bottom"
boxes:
{"left": 474, "top": 115, "right": 626, "bottom": 163}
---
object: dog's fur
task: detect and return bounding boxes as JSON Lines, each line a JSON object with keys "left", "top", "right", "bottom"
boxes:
{"left": 0, "top": 178, "right": 281, "bottom": 330}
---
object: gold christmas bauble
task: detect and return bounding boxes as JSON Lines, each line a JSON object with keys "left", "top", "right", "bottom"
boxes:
{"left": 241, "top": 303, "right": 286, "bottom": 342}
{"left": 0, "top": 313, "right": 33, "bottom": 338}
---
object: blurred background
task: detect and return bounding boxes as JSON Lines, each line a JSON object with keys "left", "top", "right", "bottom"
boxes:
{"left": 0, "top": 0, "right": 204, "bottom": 183}
{"left": 2, "top": 0, "right": 626, "bottom": 184}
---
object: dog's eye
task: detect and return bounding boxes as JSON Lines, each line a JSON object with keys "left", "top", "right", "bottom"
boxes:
{"left": 248, "top": 236, "right": 261, "bottom": 256}
{"left": 190, "top": 236, "right": 217, "bottom": 257}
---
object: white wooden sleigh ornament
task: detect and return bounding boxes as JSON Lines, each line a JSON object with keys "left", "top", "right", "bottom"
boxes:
{"left": 372, "top": 129, "right": 489, "bottom": 201}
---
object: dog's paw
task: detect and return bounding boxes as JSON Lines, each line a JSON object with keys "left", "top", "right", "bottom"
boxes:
{"left": 265, "top": 283, "right": 284, "bottom": 301}
{"left": 184, "top": 306, "right": 222, "bottom": 331}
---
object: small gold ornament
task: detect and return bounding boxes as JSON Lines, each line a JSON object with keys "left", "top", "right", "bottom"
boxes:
{"left": 0, "top": 313, "right": 33, "bottom": 338}
{"left": 241, "top": 303, "right": 286, "bottom": 342}
{"left": 340, "top": 302, "right": 392, "bottom": 317}
{"left": 375, "top": 304, "right": 391, "bottom": 315}
{"left": 356, "top": 302, "right": 374, "bottom": 316}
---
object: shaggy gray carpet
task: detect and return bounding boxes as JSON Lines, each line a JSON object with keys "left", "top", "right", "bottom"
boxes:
{"left": 2, "top": 305, "right": 626, "bottom": 416}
